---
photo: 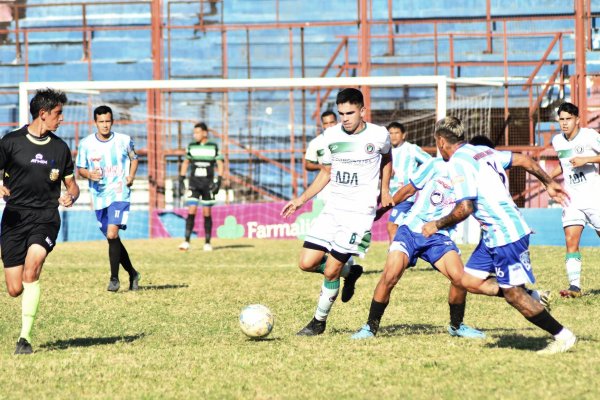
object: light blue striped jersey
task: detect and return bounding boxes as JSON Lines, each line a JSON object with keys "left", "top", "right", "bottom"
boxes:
{"left": 76, "top": 132, "right": 137, "bottom": 210}
{"left": 404, "top": 157, "right": 455, "bottom": 236}
{"left": 390, "top": 141, "right": 431, "bottom": 202}
{"left": 448, "top": 143, "right": 531, "bottom": 247}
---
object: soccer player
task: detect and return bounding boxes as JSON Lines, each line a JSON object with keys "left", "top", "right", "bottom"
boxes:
{"left": 386, "top": 122, "right": 431, "bottom": 243}
{"left": 550, "top": 102, "right": 600, "bottom": 298}
{"left": 76, "top": 105, "right": 141, "bottom": 293}
{"left": 422, "top": 116, "right": 576, "bottom": 354}
{"left": 305, "top": 110, "right": 337, "bottom": 173}
{"left": 178, "top": 122, "right": 224, "bottom": 252}
{"left": 352, "top": 156, "right": 489, "bottom": 340}
{"left": 281, "top": 88, "right": 393, "bottom": 336}
{"left": 1, "top": 88, "right": 80, "bottom": 354}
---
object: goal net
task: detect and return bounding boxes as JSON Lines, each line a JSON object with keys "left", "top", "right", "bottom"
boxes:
{"left": 18, "top": 76, "right": 492, "bottom": 243}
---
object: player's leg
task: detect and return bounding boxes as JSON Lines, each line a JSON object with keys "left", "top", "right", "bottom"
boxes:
{"left": 492, "top": 236, "right": 576, "bottom": 354}
{"left": 386, "top": 221, "right": 398, "bottom": 244}
{"left": 202, "top": 205, "right": 213, "bottom": 251}
{"left": 179, "top": 188, "right": 199, "bottom": 250}
{"left": 560, "top": 225, "right": 584, "bottom": 297}
{"left": 297, "top": 249, "right": 347, "bottom": 336}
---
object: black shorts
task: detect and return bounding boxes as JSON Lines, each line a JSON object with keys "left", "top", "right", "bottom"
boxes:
{"left": 1, "top": 207, "right": 60, "bottom": 268}
{"left": 186, "top": 179, "right": 216, "bottom": 206}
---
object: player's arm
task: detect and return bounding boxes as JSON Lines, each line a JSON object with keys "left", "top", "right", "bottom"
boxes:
{"left": 379, "top": 151, "right": 393, "bottom": 207}
{"left": 422, "top": 200, "right": 474, "bottom": 237}
{"left": 512, "top": 153, "right": 569, "bottom": 206}
{"left": 549, "top": 164, "right": 563, "bottom": 179}
{"left": 77, "top": 166, "right": 102, "bottom": 181}
{"left": 59, "top": 176, "right": 80, "bottom": 207}
{"left": 374, "top": 183, "right": 417, "bottom": 221}
{"left": 281, "top": 165, "right": 331, "bottom": 217}
{"left": 305, "top": 160, "right": 323, "bottom": 172}
{"left": 569, "top": 154, "right": 600, "bottom": 168}
{"left": 126, "top": 146, "right": 139, "bottom": 187}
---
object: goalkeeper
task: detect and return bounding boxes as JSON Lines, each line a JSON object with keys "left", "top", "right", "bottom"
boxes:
{"left": 178, "top": 122, "right": 224, "bottom": 252}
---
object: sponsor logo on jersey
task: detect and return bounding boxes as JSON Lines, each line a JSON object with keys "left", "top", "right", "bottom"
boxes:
{"left": 31, "top": 153, "right": 48, "bottom": 164}
{"left": 49, "top": 168, "right": 60, "bottom": 181}
{"left": 45, "top": 236, "right": 54, "bottom": 247}
{"left": 365, "top": 143, "right": 375, "bottom": 154}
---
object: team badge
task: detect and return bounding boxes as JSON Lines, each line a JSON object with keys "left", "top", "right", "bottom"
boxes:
{"left": 575, "top": 145, "right": 584, "bottom": 154}
{"left": 430, "top": 190, "right": 444, "bottom": 206}
{"left": 49, "top": 168, "right": 60, "bottom": 181}
{"left": 365, "top": 143, "right": 375, "bottom": 154}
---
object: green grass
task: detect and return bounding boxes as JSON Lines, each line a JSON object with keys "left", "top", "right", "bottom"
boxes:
{"left": 1, "top": 238, "right": 599, "bottom": 399}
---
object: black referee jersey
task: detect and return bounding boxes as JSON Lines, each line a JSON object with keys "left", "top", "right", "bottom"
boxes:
{"left": 0, "top": 126, "right": 74, "bottom": 209}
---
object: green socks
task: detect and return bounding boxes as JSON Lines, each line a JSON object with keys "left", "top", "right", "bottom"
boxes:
{"left": 20, "top": 280, "right": 41, "bottom": 342}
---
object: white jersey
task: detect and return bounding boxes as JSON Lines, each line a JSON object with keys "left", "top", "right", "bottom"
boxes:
{"left": 448, "top": 144, "right": 531, "bottom": 247}
{"left": 390, "top": 141, "right": 431, "bottom": 201}
{"left": 305, "top": 134, "right": 327, "bottom": 165}
{"left": 321, "top": 122, "right": 391, "bottom": 215}
{"left": 552, "top": 127, "right": 600, "bottom": 209}
{"left": 405, "top": 157, "right": 455, "bottom": 236}
{"left": 76, "top": 132, "right": 137, "bottom": 210}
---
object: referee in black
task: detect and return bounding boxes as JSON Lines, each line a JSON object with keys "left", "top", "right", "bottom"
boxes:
{"left": 0, "top": 88, "right": 79, "bottom": 355}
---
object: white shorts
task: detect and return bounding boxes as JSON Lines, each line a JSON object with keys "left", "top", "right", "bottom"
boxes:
{"left": 305, "top": 208, "right": 374, "bottom": 258}
{"left": 562, "top": 205, "right": 600, "bottom": 231}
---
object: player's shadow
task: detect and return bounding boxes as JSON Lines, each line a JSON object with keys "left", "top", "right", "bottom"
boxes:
{"left": 363, "top": 269, "right": 383, "bottom": 275}
{"left": 212, "top": 244, "right": 254, "bottom": 250}
{"left": 484, "top": 333, "right": 551, "bottom": 351}
{"left": 142, "top": 284, "right": 189, "bottom": 291}
{"left": 583, "top": 289, "right": 600, "bottom": 296}
{"left": 333, "top": 323, "right": 439, "bottom": 336}
{"left": 41, "top": 333, "right": 145, "bottom": 351}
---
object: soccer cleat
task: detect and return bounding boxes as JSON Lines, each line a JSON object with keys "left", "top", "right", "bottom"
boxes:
{"left": 14, "top": 338, "right": 33, "bottom": 355}
{"left": 351, "top": 324, "right": 376, "bottom": 340}
{"left": 107, "top": 278, "right": 120, "bottom": 292}
{"left": 538, "top": 290, "right": 552, "bottom": 311}
{"left": 203, "top": 243, "right": 213, "bottom": 252}
{"left": 178, "top": 241, "right": 190, "bottom": 251}
{"left": 559, "top": 285, "right": 582, "bottom": 298}
{"left": 129, "top": 272, "right": 141, "bottom": 291}
{"left": 537, "top": 333, "right": 577, "bottom": 355}
{"left": 296, "top": 317, "right": 326, "bottom": 336}
{"left": 447, "top": 323, "right": 486, "bottom": 339}
{"left": 341, "top": 264, "right": 363, "bottom": 303}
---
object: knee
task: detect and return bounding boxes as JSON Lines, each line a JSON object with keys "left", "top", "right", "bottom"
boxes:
{"left": 323, "top": 269, "right": 340, "bottom": 281}
{"left": 298, "top": 257, "right": 317, "bottom": 272}
{"left": 381, "top": 272, "right": 400, "bottom": 289}
{"left": 7, "top": 285, "right": 23, "bottom": 297}
{"left": 106, "top": 232, "right": 119, "bottom": 240}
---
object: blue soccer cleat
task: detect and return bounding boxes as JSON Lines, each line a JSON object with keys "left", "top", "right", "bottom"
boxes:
{"left": 447, "top": 323, "right": 486, "bottom": 339}
{"left": 351, "top": 324, "right": 375, "bottom": 340}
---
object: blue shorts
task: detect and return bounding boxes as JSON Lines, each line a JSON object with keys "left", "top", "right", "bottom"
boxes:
{"left": 465, "top": 235, "right": 535, "bottom": 288}
{"left": 390, "top": 224, "right": 459, "bottom": 269}
{"left": 95, "top": 201, "right": 130, "bottom": 236}
{"left": 388, "top": 201, "right": 414, "bottom": 224}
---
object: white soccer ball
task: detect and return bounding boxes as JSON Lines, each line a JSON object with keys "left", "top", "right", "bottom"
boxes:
{"left": 239, "top": 304, "right": 274, "bottom": 338}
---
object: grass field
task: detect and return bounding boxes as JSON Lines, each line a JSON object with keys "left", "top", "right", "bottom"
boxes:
{"left": 1, "top": 238, "right": 599, "bottom": 399}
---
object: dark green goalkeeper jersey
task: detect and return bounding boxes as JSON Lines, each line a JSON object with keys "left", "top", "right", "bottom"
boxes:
{"left": 186, "top": 141, "right": 223, "bottom": 184}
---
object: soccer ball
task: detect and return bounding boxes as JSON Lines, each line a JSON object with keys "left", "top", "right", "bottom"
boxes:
{"left": 239, "top": 304, "right": 274, "bottom": 338}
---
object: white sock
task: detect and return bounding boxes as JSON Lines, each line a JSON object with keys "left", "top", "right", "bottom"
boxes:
{"left": 314, "top": 278, "right": 340, "bottom": 321}
{"left": 555, "top": 327, "right": 575, "bottom": 341}
{"left": 566, "top": 255, "right": 582, "bottom": 288}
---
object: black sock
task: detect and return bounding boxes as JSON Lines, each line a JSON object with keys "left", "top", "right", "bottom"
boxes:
{"left": 367, "top": 299, "right": 388, "bottom": 335}
{"left": 108, "top": 238, "right": 121, "bottom": 280}
{"left": 185, "top": 214, "right": 195, "bottom": 242}
{"left": 495, "top": 288, "right": 505, "bottom": 298}
{"left": 449, "top": 303, "right": 466, "bottom": 329}
{"left": 204, "top": 215, "right": 212, "bottom": 244}
{"left": 118, "top": 238, "right": 137, "bottom": 278}
{"left": 526, "top": 310, "right": 563, "bottom": 336}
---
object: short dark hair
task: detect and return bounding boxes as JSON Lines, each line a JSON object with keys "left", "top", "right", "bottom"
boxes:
{"left": 557, "top": 102, "right": 579, "bottom": 117}
{"left": 29, "top": 88, "right": 67, "bottom": 119}
{"left": 469, "top": 135, "right": 495, "bottom": 148}
{"left": 320, "top": 110, "right": 336, "bottom": 121}
{"left": 386, "top": 121, "right": 406, "bottom": 133}
{"left": 194, "top": 122, "right": 208, "bottom": 131}
{"left": 336, "top": 88, "right": 364, "bottom": 108}
{"left": 434, "top": 116, "right": 465, "bottom": 144}
{"left": 93, "top": 105, "right": 113, "bottom": 121}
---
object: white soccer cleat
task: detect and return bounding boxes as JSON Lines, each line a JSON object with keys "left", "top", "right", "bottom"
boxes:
{"left": 203, "top": 243, "right": 213, "bottom": 251}
{"left": 178, "top": 241, "right": 190, "bottom": 251}
{"left": 537, "top": 333, "right": 576, "bottom": 355}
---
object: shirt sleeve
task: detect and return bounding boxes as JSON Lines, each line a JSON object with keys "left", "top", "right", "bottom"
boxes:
{"left": 305, "top": 137, "right": 318, "bottom": 163}
{"left": 0, "top": 137, "right": 8, "bottom": 170}
{"left": 127, "top": 137, "right": 138, "bottom": 160}
{"left": 63, "top": 143, "right": 75, "bottom": 179}
{"left": 496, "top": 149, "right": 512, "bottom": 169}
{"left": 414, "top": 144, "right": 432, "bottom": 164}
{"left": 75, "top": 140, "right": 87, "bottom": 169}
{"left": 321, "top": 133, "right": 332, "bottom": 166}
{"left": 448, "top": 156, "right": 477, "bottom": 202}
{"left": 589, "top": 129, "right": 600, "bottom": 153}
{"left": 380, "top": 130, "right": 391, "bottom": 154}
{"left": 409, "top": 157, "right": 437, "bottom": 190}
